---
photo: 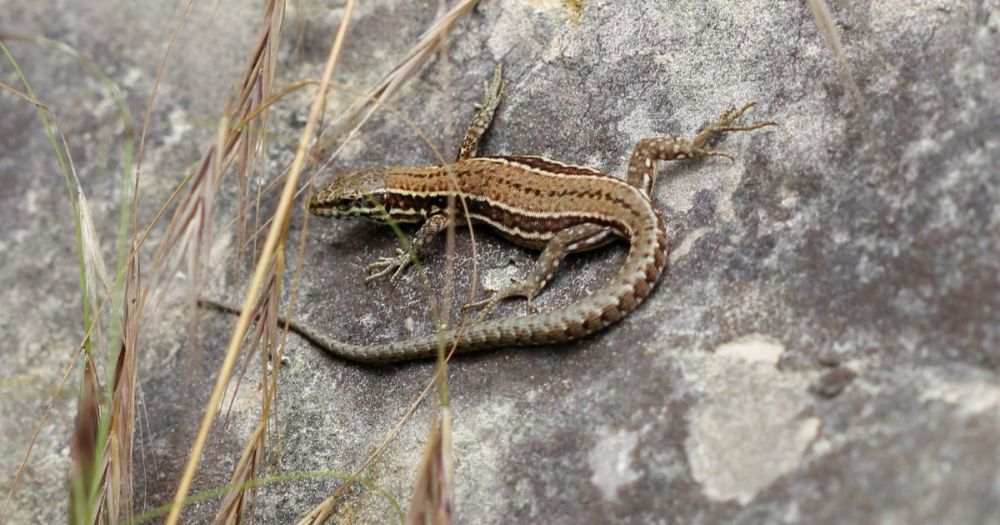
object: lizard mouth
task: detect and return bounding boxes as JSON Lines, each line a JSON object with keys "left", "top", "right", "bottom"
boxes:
{"left": 308, "top": 195, "right": 385, "bottom": 219}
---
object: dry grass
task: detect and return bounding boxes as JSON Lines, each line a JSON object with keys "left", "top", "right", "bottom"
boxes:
{"left": 405, "top": 407, "right": 454, "bottom": 525}
{"left": 163, "top": 0, "right": 480, "bottom": 523}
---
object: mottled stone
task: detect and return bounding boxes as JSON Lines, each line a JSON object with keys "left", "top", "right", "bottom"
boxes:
{"left": 2, "top": 0, "right": 997, "bottom": 524}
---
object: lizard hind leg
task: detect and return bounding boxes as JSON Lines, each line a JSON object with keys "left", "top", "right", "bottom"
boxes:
{"left": 464, "top": 223, "right": 614, "bottom": 321}
{"left": 625, "top": 101, "right": 777, "bottom": 196}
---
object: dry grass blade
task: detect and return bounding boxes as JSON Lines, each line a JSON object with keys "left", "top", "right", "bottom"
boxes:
{"left": 162, "top": 1, "right": 355, "bottom": 523}
{"left": 92, "top": 1, "right": 290, "bottom": 521}
{"left": 213, "top": 422, "right": 268, "bottom": 525}
{"left": 835, "top": 0, "right": 896, "bottom": 68}
{"left": 212, "top": 2, "right": 288, "bottom": 523}
{"left": 147, "top": 0, "right": 285, "bottom": 310}
{"left": 145, "top": 115, "right": 230, "bottom": 311}
{"left": 230, "top": 0, "right": 286, "bottom": 273}
{"left": 3, "top": 32, "right": 142, "bottom": 525}
{"left": 406, "top": 408, "right": 454, "bottom": 525}
{"left": 806, "top": 0, "right": 869, "bottom": 118}
{"left": 76, "top": 192, "right": 111, "bottom": 316}
{"left": 92, "top": 250, "right": 141, "bottom": 524}
{"left": 27, "top": 88, "right": 135, "bottom": 525}
{"left": 315, "top": 0, "right": 480, "bottom": 160}
{"left": 214, "top": 252, "right": 285, "bottom": 524}
{"left": 69, "top": 356, "right": 101, "bottom": 524}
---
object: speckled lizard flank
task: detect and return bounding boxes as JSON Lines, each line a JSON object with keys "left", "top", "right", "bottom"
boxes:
{"left": 297, "top": 66, "right": 774, "bottom": 363}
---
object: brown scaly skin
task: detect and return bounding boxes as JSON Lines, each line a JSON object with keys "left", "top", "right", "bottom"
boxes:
{"left": 299, "top": 65, "right": 775, "bottom": 363}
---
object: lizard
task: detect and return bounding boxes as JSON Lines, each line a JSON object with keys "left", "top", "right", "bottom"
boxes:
{"left": 213, "top": 65, "right": 776, "bottom": 364}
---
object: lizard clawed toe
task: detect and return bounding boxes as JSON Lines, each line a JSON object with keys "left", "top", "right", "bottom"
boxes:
{"left": 462, "top": 295, "right": 498, "bottom": 322}
{"left": 708, "top": 101, "right": 778, "bottom": 134}
{"left": 700, "top": 149, "right": 736, "bottom": 162}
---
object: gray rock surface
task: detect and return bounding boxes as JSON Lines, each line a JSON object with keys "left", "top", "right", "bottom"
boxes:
{"left": 2, "top": 0, "right": 998, "bottom": 523}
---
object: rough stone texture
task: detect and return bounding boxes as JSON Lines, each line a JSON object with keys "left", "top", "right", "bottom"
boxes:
{"left": 2, "top": 0, "right": 998, "bottom": 524}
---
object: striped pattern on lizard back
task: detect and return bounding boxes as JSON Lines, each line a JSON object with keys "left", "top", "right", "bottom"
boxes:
{"left": 306, "top": 157, "right": 669, "bottom": 363}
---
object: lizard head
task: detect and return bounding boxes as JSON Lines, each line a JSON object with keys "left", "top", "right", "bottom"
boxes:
{"left": 309, "top": 168, "right": 390, "bottom": 220}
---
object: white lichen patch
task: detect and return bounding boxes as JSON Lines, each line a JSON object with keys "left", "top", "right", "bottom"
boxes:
{"left": 480, "top": 261, "right": 525, "bottom": 293}
{"left": 921, "top": 367, "right": 1000, "bottom": 417}
{"left": 682, "top": 335, "right": 819, "bottom": 504}
{"left": 714, "top": 333, "right": 785, "bottom": 364}
{"left": 654, "top": 161, "right": 745, "bottom": 220}
{"left": 588, "top": 427, "right": 641, "bottom": 502}
{"left": 163, "top": 107, "right": 193, "bottom": 147}
{"left": 669, "top": 226, "right": 710, "bottom": 265}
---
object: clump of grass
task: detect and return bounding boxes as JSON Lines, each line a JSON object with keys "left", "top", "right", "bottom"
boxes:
{"left": 1, "top": 34, "right": 139, "bottom": 524}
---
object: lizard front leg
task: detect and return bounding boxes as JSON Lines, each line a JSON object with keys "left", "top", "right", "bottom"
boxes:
{"left": 365, "top": 213, "right": 451, "bottom": 283}
{"left": 366, "top": 66, "right": 506, "bottom": 283}
{"left": 464, "top": 223, "right": 616, "bottom": 320}
{"left": 456, "top": 64, "right": 507, "bottom": 161}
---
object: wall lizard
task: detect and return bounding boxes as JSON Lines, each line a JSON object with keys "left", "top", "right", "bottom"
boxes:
{"left": 211, "top": 66, "right": 775, "bottom": 363}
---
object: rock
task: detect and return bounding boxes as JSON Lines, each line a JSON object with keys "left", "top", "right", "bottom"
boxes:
{"left": 2, "top": 1, "right": 997, "bottom": 523}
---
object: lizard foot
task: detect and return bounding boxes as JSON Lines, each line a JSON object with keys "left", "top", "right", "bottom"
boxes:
{"left": 365, "top": 249, "right": 412, "bottom": 283}
{"left": 463, "top": 278, "right": 540, "bottom": 322}
{"left": 690, "top": 101, "right": 778, "bottom": 160}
